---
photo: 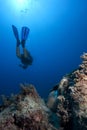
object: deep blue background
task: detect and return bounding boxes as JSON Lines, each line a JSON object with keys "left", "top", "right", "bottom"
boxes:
{"left": 0, "top": 0, "right": 87, "bottom": 98}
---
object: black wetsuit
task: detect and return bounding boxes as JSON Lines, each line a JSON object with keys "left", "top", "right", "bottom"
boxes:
{"left": 20, "top": 54, "right": 33, "bottom": 69}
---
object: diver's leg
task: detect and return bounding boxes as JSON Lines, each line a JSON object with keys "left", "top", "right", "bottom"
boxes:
{"left": 23, "top": 47, "right": 29, "bottom": 58}
{"left": 23, "top": 47, "right": 33, "bottom": 64}
{"left": 16, "top": 46, "right": 21, "bottom": 58}
{"left": 21, "top": 40, "right": 26, "bottom": 48}
{"left": 21, "top": 39, "right": 29, "bottom": 58}
{"left": 16, "top": 41, "right": 21, "bottom": 58}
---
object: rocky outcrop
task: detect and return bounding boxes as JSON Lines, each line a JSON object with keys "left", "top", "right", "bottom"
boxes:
{"left": 47, "top": 53, "right": 87, "bottom": 130}
{"left": 0, "top": 84, "right": 59, "bottom": 130}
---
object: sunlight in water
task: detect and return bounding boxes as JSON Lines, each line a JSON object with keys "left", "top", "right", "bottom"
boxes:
{"left": 12, "top": 0, "right": 29, "bottom": 11}
{"left": 9, "top": 0, "right": 40, "bottom": 13}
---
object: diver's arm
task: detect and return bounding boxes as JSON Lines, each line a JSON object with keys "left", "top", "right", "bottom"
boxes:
{"left": 19, "top": 64, "right": 28, "bottom": 69}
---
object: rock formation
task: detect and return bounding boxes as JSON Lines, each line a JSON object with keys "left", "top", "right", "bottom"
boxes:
{"left": 48, "top": 52, "right": 87, "bottom": 130}
{"left": 0, "top": 84, "right": 59, "bottom": 130}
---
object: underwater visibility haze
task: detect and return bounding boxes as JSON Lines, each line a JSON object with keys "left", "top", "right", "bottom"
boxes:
{"left": 0, "top": 0, "right": 87, "bottom": 97}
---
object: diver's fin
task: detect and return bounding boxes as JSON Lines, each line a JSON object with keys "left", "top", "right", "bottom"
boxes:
{"left": 12, "top": 25, "right": 19, "bottom": 40}
{"left": 21, "top": 26, "right": 30, "bottom": 41}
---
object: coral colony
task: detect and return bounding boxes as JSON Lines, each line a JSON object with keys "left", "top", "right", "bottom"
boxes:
{"left": 0, "top": 53, "right": 87, "bottom": 130}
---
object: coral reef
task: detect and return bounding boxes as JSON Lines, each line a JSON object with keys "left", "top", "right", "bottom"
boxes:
{"left": 47, "top": 52, "right": 87, "bottom": 130}
{"left": 0, "top": 52, "right": 87, "bottom": 130}
{"left": 0, "top": 84, "right": 59, "bottom": 130}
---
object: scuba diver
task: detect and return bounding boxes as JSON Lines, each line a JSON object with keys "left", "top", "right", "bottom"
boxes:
{"left": 12, "top": 25, "right": 33, "bottom": 69}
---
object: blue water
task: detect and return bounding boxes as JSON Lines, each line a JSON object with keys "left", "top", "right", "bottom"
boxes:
{"left": 0, "top": 0, "right": 87, "bottom": 98}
